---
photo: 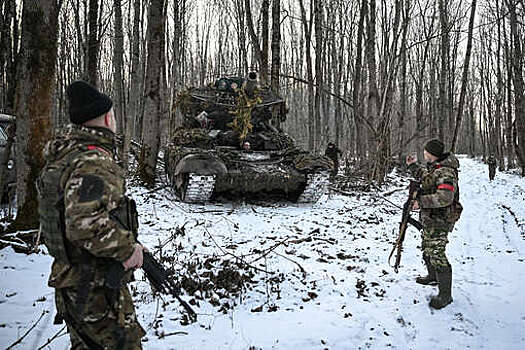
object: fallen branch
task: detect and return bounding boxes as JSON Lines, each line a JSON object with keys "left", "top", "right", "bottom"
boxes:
{"left": 0, "top": 238, "right": 32, "bottom": 254}
{"left": 249, "top": 236, "right": 290, "bottom": 264}
{"left": 313, "top": 237, "right": 337, "bottom": 245}
{"left": 37, "top": 325, "right": 67, "bottom": 350}
{"left": 502, "top": 205, "right": 525, "bottom": 230}
{"left": 203, "top": 227, "right": 270, "bottom": 274}
{"left": 288, "top": 237, "right": 313, "bottom": 244}
{"left": 6, "top": 310, "right": 47, "bottom": 350}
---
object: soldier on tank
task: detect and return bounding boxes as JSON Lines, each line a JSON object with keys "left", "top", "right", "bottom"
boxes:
{"left": 324, "top": 142, "right": 342, "bottom": 176}
{"left": 487, "top": 154, "right": 497, "bottom": 181}
{"left": 37, "top": 81, "right": 146, "bottom": 349}
{"left": 406, "top": 139, "right": 462, "bottom": 309}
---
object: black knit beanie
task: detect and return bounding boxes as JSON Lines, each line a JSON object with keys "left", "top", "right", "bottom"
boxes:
{"left": 424, "top": 138, "right": 444, "bottom": 158}
{"left": 67, "top": 80, "right": 113, "bottom": 124}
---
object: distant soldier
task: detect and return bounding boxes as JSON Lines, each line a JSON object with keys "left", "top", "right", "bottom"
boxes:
{"left": 325, "top": 142, "right": 342, "bottom": 176}
{"left": 487, "top": 154, "right": 497, "bottom": 181}
{"left": 38, "top": 81, "right": 146, "bottom": 349}
{"left": 406, "top": 139, "right": 462, "bottom": 310}
{"left": 242, "top": 141, "right": 251, "bottom": 152}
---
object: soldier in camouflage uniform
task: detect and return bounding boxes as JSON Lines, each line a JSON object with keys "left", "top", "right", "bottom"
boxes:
{"left": 487, "top": 154, "right": 497, "bottom": 181}
{"left": 406, "top": 139, "right": 461, "bottom": 309}
{"left": 325, "top": 142, "right": 342, "bottom": 176}
{"left": 37, "top": 81, "right": 146, "bottom": 349}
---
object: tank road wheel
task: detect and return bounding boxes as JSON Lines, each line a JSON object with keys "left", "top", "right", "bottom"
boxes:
{"left": 179, "top": 173, "right": 216, "bottom": 203}
{"left": 297, "top": 172, "right": 330, "bottom": 203}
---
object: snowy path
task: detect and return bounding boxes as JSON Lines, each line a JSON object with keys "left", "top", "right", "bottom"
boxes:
{"left": 0, "top": 156, "right": 524, "bottom": 349}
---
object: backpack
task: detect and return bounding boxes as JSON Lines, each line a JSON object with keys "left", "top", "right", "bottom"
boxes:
{"left": 37, "top": 149, "right": 86, "bottom": 264}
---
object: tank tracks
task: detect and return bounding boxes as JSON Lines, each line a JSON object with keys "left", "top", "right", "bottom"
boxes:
{"left": 182, "top": 174, "right": 216, "bottom": 203}
{"left": 297, "top": 172, "right": 330, "bottom": 203}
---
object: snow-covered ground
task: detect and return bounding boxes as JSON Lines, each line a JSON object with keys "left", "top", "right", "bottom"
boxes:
{"left": 1, "top": 156, "right": 524, "bottom": 350}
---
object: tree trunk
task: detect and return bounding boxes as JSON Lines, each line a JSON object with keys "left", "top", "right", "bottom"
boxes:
{"left": 261, "top": 0, "right": 270, "bottom": 82}
{"left": 0, "top": 0, "right": 17, "bottom": 112}
{"left": 270, "top": 0, "right": 282, "bottom": 129}
{"left": 113, "top": 0, "right": 126, "bottom": 159}
{"left": 314, "top": 0, "right": 323, "bottom": 153}
{"left": 398, "top": 0, "right": 410, "bottom": 160}
{"left": 365, "top": 0, "right": 379, "bottom": 176}
{"left": 299, "top": 0, "right": 314, "bottom": 151}
{"left": 245, "top": 0, "right": 269, "bottom": 84}
{"left": 12, "top": 0, "right": 61, "bottom": 231}
{"left": 138, "top": 0, "right": 166, "bottom": 186}
{"left": 507, "top": 0, "right": 525, "bottom": 174}
{"left": 438, "top": 0, "right": 449, "bottom": 143}
{"left": 353, "top": 0, "right": 367, "bottom": 162}
{"left": 504, "top": 22, "right": 515, "bottom": 168}
{"left": 86, "top": 0, "right": 99, "bottom": 86}
{"left": 270, "top": 0, "right": 281, "bottom": 93}
{"left": 450, "top": 0, "right": 476, "bottom": 151}
{"left": 128, "top": 0, "right": 142, "bottom": 149}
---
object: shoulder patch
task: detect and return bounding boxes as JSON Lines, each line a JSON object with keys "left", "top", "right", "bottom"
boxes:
{"left": 78, "top": 175, "right": 105, "bottom": 202}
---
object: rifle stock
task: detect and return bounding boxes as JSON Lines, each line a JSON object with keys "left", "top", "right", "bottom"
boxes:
{"left": 388, "top": 180, "right": 421, "bottom": 272}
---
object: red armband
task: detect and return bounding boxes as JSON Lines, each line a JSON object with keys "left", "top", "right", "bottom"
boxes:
{"left": 87, "top": 145, "right": 110, "bottom": 156}
{"left": 437, "top": 184, "right": 454, "bottom": 191}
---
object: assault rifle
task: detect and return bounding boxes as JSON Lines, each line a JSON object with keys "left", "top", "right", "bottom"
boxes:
{"left": 388, "top": 180, "right": 422, "bottom": 273}
{"left": 106, "top": 250, "right": 197, "bottom": 322}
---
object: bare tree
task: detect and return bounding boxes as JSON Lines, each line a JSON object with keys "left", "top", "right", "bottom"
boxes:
{"left": 138, "top": 0, "right": 167, "bottom": 186}
{"left": 451, "top": 0, "right": 477, "bottom": 151}
{"left": 245, "top": 0, "right": 270, "bottom": 83}
{"left": 12, "top": 0, "right": 62, "bottom": 230}
{"left": 270, "top": 0, "right": 281, "bottom": 93}
{"left": 86, "top": 0, "right": 100, "bottom": 85}
{"left": 438, "top": 0, "right": 450, "bottom": 143}
{"left": 113, "top": 0, "right": 126, "bottom": 157}
{"left": 507, "top": 0, "right": 525, "bottom": 174}
{"left": 0, "top": 0, "right": 18, "bottom": 112}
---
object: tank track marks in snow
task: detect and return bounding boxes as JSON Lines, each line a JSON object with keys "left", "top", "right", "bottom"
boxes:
{"left": 297, "top": 172, "right": 330, "bottom": 203}
{"left": 182, "top": 174, "right": 216, "bottom": 203}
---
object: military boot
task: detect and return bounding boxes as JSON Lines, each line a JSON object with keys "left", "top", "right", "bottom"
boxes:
{"left": 416, "top": 255, "right": 438, "bottom": 285}
{"left": 429, "top": 268, "right": 453, "bottom": 309}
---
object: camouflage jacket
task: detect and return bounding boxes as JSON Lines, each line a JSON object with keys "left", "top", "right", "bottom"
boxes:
{"left": 487, "top": 156, "right": 497, "bottom": 167}
{"left": 39, "top": 124, "right": 135, "bottom": 289}
{"left": 324, "top": 146, "right": 342, "bottom": 162}
{"left": 408, "top": 153, "right": 460, "bottom": 231}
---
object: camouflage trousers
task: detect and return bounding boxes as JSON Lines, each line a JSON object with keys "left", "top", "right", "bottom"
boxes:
{"left": 331, "top": 160, "right": 339, "bottom": 176}
{"left": 489, "top": 167, "right": 496, "bottom": 181}
{"left": 421, "top": 228, "right": 451, "bottom": 272}
{"left": 55, "top": 284, "right": 145, "bottom": 350}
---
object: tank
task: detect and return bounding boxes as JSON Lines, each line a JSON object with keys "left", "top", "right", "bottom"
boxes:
{"left": 164, "top": 73, "right": 333, "bottom": 203}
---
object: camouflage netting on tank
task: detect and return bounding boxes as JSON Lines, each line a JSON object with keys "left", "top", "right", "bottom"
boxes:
{"left": 169, "top": 128, "right": 215, "bottom": 149}
{"left": 228, "top": 87, "right": 261, "bottom": 142}
{"left": 175, "top": 80, "right": 286, "bottom": 130}
{"left": 293, "top": 153, "right": 334, "bottom": 173}
{"left": 244, "top": 131, "right": 295, "bottom": 151}
{"left": 167, "top": 126, "right": 296, "bottom": 151}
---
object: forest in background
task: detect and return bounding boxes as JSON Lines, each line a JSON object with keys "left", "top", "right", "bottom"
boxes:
{"left": 0, "top": 0, "right": 524, "bottom": 230}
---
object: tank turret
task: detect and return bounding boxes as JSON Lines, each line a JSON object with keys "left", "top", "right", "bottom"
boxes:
{"left": 165, "top": 75, "right": 332, "bottom": 203}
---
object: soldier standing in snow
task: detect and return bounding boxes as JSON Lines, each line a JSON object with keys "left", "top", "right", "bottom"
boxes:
{"left": 405, "top": 139, "right": 462, "bottom": 309}
{"left": 487, "top": 154, "right": 497, "bottom": 181}
{"left": 37, "top": 81, "right": 146, "bottom": 349}
{"left": 325, "top": 142, "right": 342, "bottom": 176}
